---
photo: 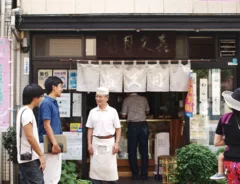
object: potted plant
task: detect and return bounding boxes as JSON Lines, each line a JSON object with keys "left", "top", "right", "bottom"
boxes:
{"left": 169, "top": 144, "right": 217, "bottom": 184}
{"left": 2, "top": 126, "right": 18, "bottom": 164}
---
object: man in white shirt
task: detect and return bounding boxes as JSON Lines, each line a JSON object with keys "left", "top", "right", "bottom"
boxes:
{"left": 86, "top": 87, "right": 121, "bottom": 184}
{"left": 16, "top": 84, "right": 45, "bottom": 184}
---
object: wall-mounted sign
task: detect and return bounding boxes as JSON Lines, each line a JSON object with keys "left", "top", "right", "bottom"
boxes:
{"left": 53, "top": 70, "right": 68, "bottom": 89}
{"left": 38, "top": 70, "right": 53, "bottom": 89}
{"left": 97, "top": 32, "right": 176, "bottom": 58}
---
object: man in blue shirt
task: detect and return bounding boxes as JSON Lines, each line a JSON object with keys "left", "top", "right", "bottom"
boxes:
{"left": 38, "top": 76, "right": 63, "bottom": 184}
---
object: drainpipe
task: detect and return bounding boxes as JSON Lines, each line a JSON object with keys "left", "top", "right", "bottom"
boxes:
{"left": 0, "top": 0, "right": 6, "bottom": 183}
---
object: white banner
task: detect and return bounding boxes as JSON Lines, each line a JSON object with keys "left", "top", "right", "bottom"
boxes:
{"left": 170, "top": 62, "right": 191, "bottom": 92}
{"left": 100, "top": 65, "right": 123, "bottom": 92}
{"left": 124, "top": 65, "right": 146, "bottom": 92}
{"left": 77, "top": 64, "right": 100, "bottom": 92}
{"left": 200, "top": 79, "right": 208, "bottom": 116}
{"left": 192, "top": 73, "right": 197, "bottom": 114}
{"left": 212, "top": 69, "right": 221, "bottom": 115}
{"left": 147, "top": 64, "right": 169, "bottom": 92}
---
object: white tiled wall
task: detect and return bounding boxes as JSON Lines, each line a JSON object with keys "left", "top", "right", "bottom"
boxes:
{"left": 21, "top": 0, "right": 240, "bottom": 14}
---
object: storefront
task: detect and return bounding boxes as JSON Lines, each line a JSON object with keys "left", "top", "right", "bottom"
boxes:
{"left": 16, "top": 14, "right": 240, "bottom": 179}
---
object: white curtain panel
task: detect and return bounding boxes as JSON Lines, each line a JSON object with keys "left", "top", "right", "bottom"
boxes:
{"left": 147, "top": 64, "right": 170, "bottom": 92}
{"left": 100, "top": 65, "right": 123, "bottom": 92}
{"left": 77, "top": 64, "right": 100, "bottom": 92}
{"left": 124, "top": 65, "right": 146, "bottom": 92}
{"left": 170, "top": 62, "right": 191, "bottom": 92}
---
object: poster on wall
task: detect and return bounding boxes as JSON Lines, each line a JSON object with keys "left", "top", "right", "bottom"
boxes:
{"left": 72, "top": 93, "right": 82, "bottom": 117}
{"left": 190, "top": 115, "right": 208, "bottom": 140}
{"left": 68, "top": 70, "right": 77, "bottom": 90}
{"left": 38, "top": 70, "right": 53, "bottom": 89}
{"left": 53, "top": 70, "right": 68, "bottom": 89}
{"left": 0, "top": 38, "right": 10, "bottom": 132}
{"left": 56, "top": 93, "right": 71, "bottom": 117}
{"left": 62, "top": 132, "right": 82, "bottom": 160}
{"left": 199, "top": 79, "right": 208, "bottom": 116}
{"left": 212, "top": 69, "right": 221, "bottom": 115}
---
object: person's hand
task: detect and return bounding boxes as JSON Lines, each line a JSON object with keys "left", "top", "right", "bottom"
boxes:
{"left": 88, "top": 144, "right": 94, "bottom": 155}
{"left": 39, "top": 155, "right": 46, "bottom": 171}
{"left": 112, "top": 143, "right": 119, "bottom": 154}
{"left": 52, "top": 144, "right": 61, "bottom": 154}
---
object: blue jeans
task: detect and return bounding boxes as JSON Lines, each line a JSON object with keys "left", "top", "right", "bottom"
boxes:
{"left": 19, "top": 159, "right": 44, "bottom": 184}
{"left": 127, "top": 122, "right": 149, "bottom": 178}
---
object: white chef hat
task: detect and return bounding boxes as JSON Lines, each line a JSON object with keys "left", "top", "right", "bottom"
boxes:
{"left": 96, "top": 87, "right": 109, "bottom": 96}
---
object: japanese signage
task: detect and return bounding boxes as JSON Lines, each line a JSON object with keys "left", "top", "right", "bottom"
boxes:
{"left": 53, "top": 70, "right": 68, "bottom": 89}
{"left": 200, "top": 79, "right": 208, "bottom": 115}
{"left": 212, "top": 69, "right": 221, "bottom": 115}
{"left": 185, "top": 72, "right": 193, "bottom": 117}
{"left": 0, "top": 39, "right": 10, "bottom": 132}
{"left": 38, "top": 70, "right": 53, "bottom": 89}
{"left": 100, "top": 65, "right": 123, "bottom": 92}
{"left": 56, "top": 93, "right": 71, "bottom": 118}
{"left": 124, "top": 65, "right": 146, "bottom": 92}
{"left": 97, "top": 32, "right": 176, "bottom": 58}
{"left": 68, "top": 70, "right": 77, "bottom": 90}
{"left": 72, "top": 93, "right": 82, "bottom": 117}
{"left": 24, "top": 57, "right": 29, "bottom": 75}
{"left": 147, "top": 64, "right": 170, "bottom": 92}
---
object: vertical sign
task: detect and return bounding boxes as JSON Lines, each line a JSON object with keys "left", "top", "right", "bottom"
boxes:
{"left": 212, "top": 69, "right": 221, "bottom": 115}
{"left": 23, "top": 57, "right": 29, "bottom": 75}
{"left": 200, "top": 79, "right": 208, "bottom": 116}
{"left": 185, "top": 72, "right": 193, "bottom": 117}
{"left": 0, "top": 39, "right": 10, "bottom": 131}
{"left": 56, "top": 93, "right": 71, "bottom": 118}
{"left": 192, "top": 73, "right": 197, "bottom": 114}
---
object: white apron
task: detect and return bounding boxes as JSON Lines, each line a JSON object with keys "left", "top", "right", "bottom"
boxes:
{"left": 40, "top": 143, "right": 62, "bottom": 184}
{"left": 90, "top": 137, "right": 118, "bottom": 181}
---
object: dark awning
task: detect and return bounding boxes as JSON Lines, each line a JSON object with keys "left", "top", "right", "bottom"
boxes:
{"left": 16, "top": 14, "right": 240, "bottom": 31}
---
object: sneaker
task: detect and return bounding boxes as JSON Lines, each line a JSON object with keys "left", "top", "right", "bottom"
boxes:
{"left": 210, "top": 173, "right": 225, "bottom": 180}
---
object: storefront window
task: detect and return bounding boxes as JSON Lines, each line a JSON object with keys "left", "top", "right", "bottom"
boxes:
{"left": 191, "top": 69, "right": 234, "bottom": 150}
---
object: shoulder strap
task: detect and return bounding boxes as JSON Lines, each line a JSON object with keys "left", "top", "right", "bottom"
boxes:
{"left": 19, "top": 108, "right": 32, "bottom": 155}
{"left": 220, "top": 112, "right": 233, "bottom": 135}
{"left": 221, "top": 112, "right": 233, "bottom": 125}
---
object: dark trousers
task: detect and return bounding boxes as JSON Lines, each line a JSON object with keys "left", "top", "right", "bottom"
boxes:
{"left": 127, "top": 122, "right": 149, "bottom": 178}
{"left": 19, "top": 159, "right": 44, "bottom": 184}
{"left": 92, "top": 180, "right": 117, "bottom": 184}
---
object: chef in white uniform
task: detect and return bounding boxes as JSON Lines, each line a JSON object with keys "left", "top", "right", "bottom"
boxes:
{"left": 86, "top": 87, "right": 121, "bottom": 184}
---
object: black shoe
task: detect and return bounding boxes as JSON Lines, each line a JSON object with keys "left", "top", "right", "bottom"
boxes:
{"left": 141, "top": 176, "right": 148, "bottom": 180}
{"left": 132, "top": 176, "right": 140, "bottom": 180}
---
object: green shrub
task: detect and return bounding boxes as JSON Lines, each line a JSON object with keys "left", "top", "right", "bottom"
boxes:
{"left": 2, "top": 127, "right": 18, "bottom": 164}
{"left": 170, "top": 144, "right": 217, "bottom": 184}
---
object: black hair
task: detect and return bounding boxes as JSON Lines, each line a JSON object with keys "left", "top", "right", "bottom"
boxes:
{"left": 22, "top": 84, "right": 44, "bottom": 105}
{"left": 44, "top": 76, "right": 63, "bottom": 95}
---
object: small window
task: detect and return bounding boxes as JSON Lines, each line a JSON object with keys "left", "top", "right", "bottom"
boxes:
{"left": 49, "top": 38, "right": 82, "bottom": 57}
{"left": 33, "top": 35, "right": 83, "bottom": 58}
{"left": 176, "top": 35, "right": 187, "bottom": 59}
{"left": 219, "top": 39, "right": 236, "bottom": 57}
{"left": 86, "top": 37, "right": 96, "bottom": 57}
{"left": 189, "top": 36, "right": 214, "bottom": 59}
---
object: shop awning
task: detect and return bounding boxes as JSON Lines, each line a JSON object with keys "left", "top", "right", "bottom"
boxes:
{"left": 16, "top": 14, "right": 240, "bottom": 31}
